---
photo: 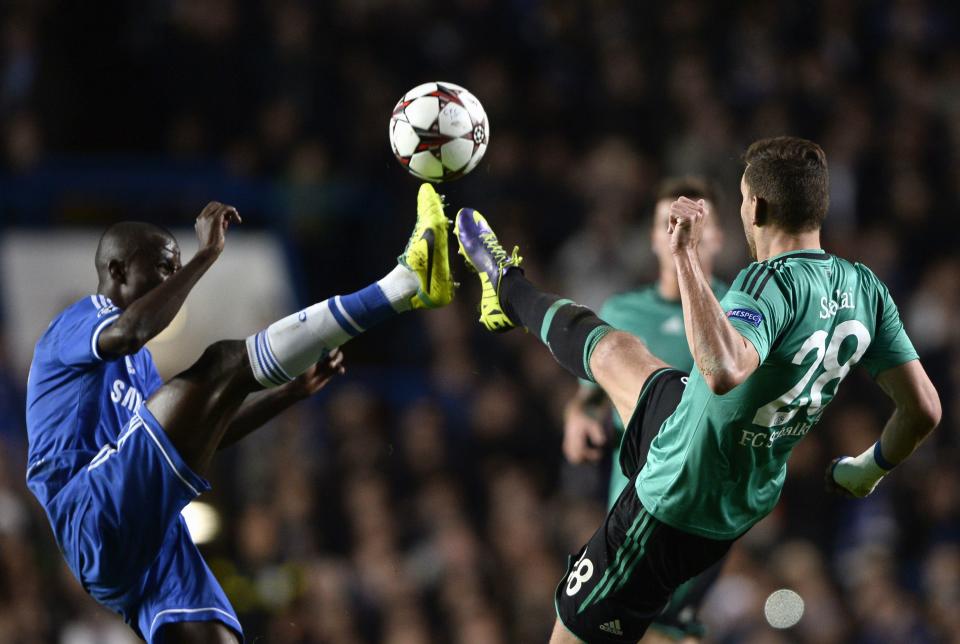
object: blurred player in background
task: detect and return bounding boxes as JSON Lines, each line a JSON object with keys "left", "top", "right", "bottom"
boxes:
{"left": 564, "top": 177, "right": 727, "bottom": 504}
{"left": 25, "top": 185, "right": 453, "bottom": 643}
{"left": 455, "top": 136, "right": 941, "bottom": 644}
{"left": 563, "top": 177, "right": 726, "bottom": 644}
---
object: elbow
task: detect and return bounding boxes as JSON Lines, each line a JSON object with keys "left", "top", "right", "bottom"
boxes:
{"left": 125, "top": 336, "right": 150, "bottom": 355}
{"left": 917, "top": 389, "right": 943, "bottom": 433}
{"left": 699, "top": 341, "right": 758, "bottom": 396}
{"left": 103, "top": 337, "right": 145, "bottom": 360}
{"left": 102, "top": 323, "right": 150, "bottom": 358}
{"left": 900, "top": 384, "right": 943, "bottom": 437}
{"left": 703, "top": 369, "right": 745, "bottom": 396}
{"left": 117, "top": 326, "right": 151, "bottom": 354}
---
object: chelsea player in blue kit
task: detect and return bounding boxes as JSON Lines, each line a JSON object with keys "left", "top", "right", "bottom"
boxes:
{"left": 25, "top": 186, "right": 455, "bottom": 643}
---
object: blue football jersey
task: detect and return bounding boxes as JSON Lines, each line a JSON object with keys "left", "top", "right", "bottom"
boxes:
{"left": 26, "top": 295, "right": 164, "bottom": 508}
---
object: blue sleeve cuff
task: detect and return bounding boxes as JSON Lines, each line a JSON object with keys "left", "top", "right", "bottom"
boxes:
{"left": 90, "top": 313, "right": 121, "bottom": 361}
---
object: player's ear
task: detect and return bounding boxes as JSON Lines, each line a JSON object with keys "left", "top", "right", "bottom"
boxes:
{"left": 108, "top": 259, "right": 126, "bottom": 284}
{"left": 753, "top": 197, "right": 768, "bottom": 227}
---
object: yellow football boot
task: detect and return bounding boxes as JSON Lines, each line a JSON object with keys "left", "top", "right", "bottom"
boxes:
{"left": 399, "top": 183, "right": 455, "bottom": 309}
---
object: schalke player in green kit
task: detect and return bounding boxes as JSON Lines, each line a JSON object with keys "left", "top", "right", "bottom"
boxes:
{"left": 564, "top": 177, "right": 727, "bottom": 507}
{"left": 563, "top": 177, "right": 726, "bottom": 643}
{"left": 455, "top": 137, "right": 941, "bottom": 643}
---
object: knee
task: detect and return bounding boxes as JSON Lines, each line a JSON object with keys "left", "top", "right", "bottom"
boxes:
{"left": 194, "top": 340, "right": 248, "bottom": 378}
{"left": 589, "top": 331, "right": 641, "bottom": 374}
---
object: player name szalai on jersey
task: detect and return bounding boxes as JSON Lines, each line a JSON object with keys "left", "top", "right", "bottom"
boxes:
{"left": 742, "top": 288, "right": 860, "bottom": 450}
{"left": 820, "top": 289, "right": 855, "bottom": 319}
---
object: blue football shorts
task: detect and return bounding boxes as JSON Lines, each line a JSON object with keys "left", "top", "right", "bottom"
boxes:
{"left": 48, "top": 405, "right": 242, "bottom": 642}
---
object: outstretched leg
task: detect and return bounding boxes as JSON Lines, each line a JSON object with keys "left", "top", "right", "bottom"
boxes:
{"left": 588, "top": 329, "right": 669, "bottom": 427}
{"left": 455, "top": 208, "right": 667, "bottom": 423}
{"left": 144, "top": 340, "right": 258, "bottom": 474}
{"left": 147, "top": 184, "right": 453, "bottom": 473}
{"left": 549, "top": 618, "right": 583, "bottom": 643}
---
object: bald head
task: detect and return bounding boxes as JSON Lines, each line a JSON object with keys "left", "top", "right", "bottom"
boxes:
{"left": 96, "top": 222, "right": 181, "bottom": 307}
{"left": 95, "top": 222, "right": 175, "bottom": 277}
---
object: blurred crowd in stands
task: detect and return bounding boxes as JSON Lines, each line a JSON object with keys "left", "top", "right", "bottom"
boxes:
{"left": 1, "top": 0, "right": 959, "bottom": 642}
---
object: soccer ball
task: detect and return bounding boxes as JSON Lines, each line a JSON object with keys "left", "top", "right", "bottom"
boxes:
{"left": 389, "top": 82, "right": 489, "bottom": 182}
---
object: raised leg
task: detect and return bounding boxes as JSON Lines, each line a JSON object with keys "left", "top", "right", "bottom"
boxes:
{"left": 145, "top": 340, "right": 257, "bottom": 474}
{"left": 455, "top": 207, "right": 667, "bottom": 424}
{"left": 588, "top": 331, "right": 668, "bottom": 427}
{"left": 550, "top": 619, "right": 586, "bottom": 644}
{"left": 145, "top": 183, "right": 454, "bottom": 474}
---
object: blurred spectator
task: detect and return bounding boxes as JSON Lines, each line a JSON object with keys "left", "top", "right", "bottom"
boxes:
{"left": 1, "top": 1, "right": 958, "bottom": 642}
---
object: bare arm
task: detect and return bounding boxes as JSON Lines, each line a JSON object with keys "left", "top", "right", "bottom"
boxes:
{"left": 98, "top": 202, "right": 240, "bottom": 359}
{"left": 875, "top": 360, "right": 941, "bottom": 462}
{"left": 562, "top": 383, "right": 609, "bottom": 464}
{"left": 218, "top": 349, "right": 345, "bottom": 450}
{"left": 99, "top": 250, "right": 217, "bottom": 359}
{"left": 216, "top": 386, "right": 303, "bottom": 450}
{"left": 670, "top": 198, "right": 759, "bottom": 394}
{"left": 828, "top": 360, "right": 941, "bottom": 497}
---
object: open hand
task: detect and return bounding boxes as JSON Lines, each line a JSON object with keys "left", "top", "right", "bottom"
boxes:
{"left": 195, "top": 201, "right": 241, "bottom": 257}
{"left": 563, "top": 401, "right": 607, "bottom": 464}
{"left": 292, "top": 348, "right": 346, "bottom": 398}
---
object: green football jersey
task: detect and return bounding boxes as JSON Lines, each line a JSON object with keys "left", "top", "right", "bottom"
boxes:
{"left": 597, "top": 279, "right": 728, "bottom": 507}
{"left": 636, "top": 249, "right": 918, "bottom": 539}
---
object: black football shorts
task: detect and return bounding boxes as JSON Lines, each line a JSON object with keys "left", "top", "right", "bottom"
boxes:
{"left": 554, "top": 369, "right": 732, "bottom": 643}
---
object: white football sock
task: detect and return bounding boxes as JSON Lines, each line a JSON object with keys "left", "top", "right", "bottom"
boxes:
{"left": 246, "top": 264, "right": 419, "bottom": 388}
{"left": 377, "top": 263, "right": 420, "bottom": 312}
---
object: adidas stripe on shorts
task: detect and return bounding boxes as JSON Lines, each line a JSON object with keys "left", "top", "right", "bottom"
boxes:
{"left": 554, "top": 369, "right": 733, "bottom": 643}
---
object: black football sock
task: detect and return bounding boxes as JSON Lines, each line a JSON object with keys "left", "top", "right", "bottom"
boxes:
{"left": 499, "top": 270, "right": 612, "bottom": 381}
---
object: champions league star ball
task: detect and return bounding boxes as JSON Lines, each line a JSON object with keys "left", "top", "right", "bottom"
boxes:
{"left": 389, "top": 82, "right": 489, "bottom": 182}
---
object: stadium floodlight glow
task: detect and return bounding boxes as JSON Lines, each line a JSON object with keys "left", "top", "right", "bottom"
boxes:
{"left": 764, "top": 588, "right": 804, "bottom": 628}
{"left": 181, "top": 501, "right": 221, "bottom": 545}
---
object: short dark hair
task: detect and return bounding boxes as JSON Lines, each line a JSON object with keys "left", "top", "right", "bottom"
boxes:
{"left": 743, "top": 136, "right": 829, "bottom": 233}
{"left": 655, "top": 176, "right": 718, "bottom": 205}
